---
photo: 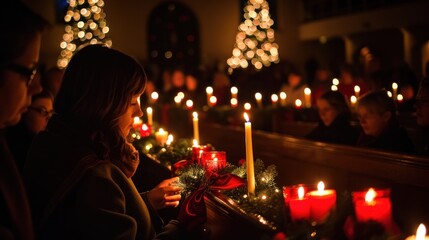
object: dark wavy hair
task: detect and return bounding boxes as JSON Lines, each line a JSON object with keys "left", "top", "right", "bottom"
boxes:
{"left": 54, "top": 44, "right": 146, "bottom": 161}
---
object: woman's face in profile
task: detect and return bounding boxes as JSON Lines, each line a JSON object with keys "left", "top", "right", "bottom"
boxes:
{"left": 317, "top": 99, "right": 338, "bottom": 126}
{"left": 358, "top": 106, "right": 390, "bottom": 136}
{"left": 118, "top": 95, "right": 143, "bottom": 138}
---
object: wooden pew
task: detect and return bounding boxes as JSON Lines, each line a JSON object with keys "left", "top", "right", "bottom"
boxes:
{"left": 200, "top": 123, "right": 429, "bottom": 235}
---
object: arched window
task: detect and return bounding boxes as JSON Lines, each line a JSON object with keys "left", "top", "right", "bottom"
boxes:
{"left": 147, "top": 1, "right": 200, "bottom": 68}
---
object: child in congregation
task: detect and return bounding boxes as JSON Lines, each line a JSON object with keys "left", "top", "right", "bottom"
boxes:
{"left": 356, "top": 90, "right": 414, "bottom": 153}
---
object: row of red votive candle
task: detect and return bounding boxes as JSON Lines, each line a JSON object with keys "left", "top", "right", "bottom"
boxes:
{"left": 192, "top": 145, "right": 227, "bottom": 171}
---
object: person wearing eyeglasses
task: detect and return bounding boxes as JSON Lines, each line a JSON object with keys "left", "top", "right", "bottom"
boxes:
{"left": 0, "top": 1, "right": 48, "bottom": 240}
{"left": 5, "top": 89, "right": 54, "bottom": 173}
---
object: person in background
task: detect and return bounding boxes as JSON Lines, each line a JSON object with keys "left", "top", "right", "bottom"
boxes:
{"left": 6, "top": 89, "right": 54, "bottom": 173}
{"left": 280, "top": 70, "right": 308, "bottom": 106}
{"left": 306, "top": 91, "right": 359, "bottom": 145}
{"left": 414, "top": 77, "right": 429, "bottom": 155}
{"left": 356, "top": 90, "right": 414, "bottom": 153}
{"left": 310, "top": 68, "right": 332, "bottom": 105}
{"left": 185, "top": 70, "right": 205, "bottom": 109}
{"left": 338, "top": 64, "right": 369, "bottom": 99}
{"left": 0, "top": 1, "right": 47, "bottom": 239}
{"left": 24, "top": 45, "right": 183, "bottom": 239}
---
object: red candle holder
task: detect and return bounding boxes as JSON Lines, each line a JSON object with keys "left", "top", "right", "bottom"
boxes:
{"left": 139, "top": 124, "right": 151, "bottom": 137}
{"left": 191, "top": 145, "right": 212, "bottom": 164}
{"left": 283, "top": 184, "right": 311, "bottom": 221}
{"left": 201, "top": 151, "right": 226, "bottom": 172}
{"left": 352, "top": 188, "right": 393, "bottom": 230}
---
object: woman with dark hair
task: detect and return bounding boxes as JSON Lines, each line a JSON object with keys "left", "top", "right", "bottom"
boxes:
{"left": 24, "top": 45, "right": 182, "bottom": 239}
{"left": 0, "top": 1, "right": 47, "bottom": 239}
{"left": 306, "top": 91, "right": 359, "bottom": 145}
{"left": 356, "top": 90, "right": 414, "bottom": 153}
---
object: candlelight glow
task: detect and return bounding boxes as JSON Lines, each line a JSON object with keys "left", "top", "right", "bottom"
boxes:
{"left": 317, "top": 181, "right": 325, "bottom": 193}
{"left": 295, "top": 99, "right": 302, "bottom": 108}
{"left": 158, "top": 128, "right": 165, "bottom": 134}
{"left": 174, "top": 95, "right": 182, "bottom": 104}
{"left": 331, "top": 85, "right": 338, "bottom": 91}
{"left": 177, "top": 92, "right": 185, "bottom": 99}
{"left": 365, "top": 188, "right": 376, "bottom": 203}
{"left": 133, "top": 117, "right": 140, "bottom": 124}
{"left": 142, "top": 124, "right": 149, "bottom": 131}
{"left": 271, "top": 94, "right": 278, "bottom": 102}
{"left": 392, "top": 82, "right": 398, "bottom": 90}
{"left": 209, "top": 96, "right": 217, "bottom": 105}
{"left": 151, "top": 91, "right": 159, "bottom": 100}
{"left": 244, "top": 102, "right": 251, "bottom": 110}
{"left": 166, "top": 134, "right": 173, "bottom": 145}
{"left": 255, "top": 92, "right": 262, "bottom": 100}
{"left": 280, "top": 92, "right": 286, "bottom": 99}
{"left": 146, "top": 107, "right": 152, "bottom": 114}
{"left": 244, "top": 112, "right": 250, "bottom": 122}
{"left": 332, "top": 78, "right": 339, "bottom": 86}
{"left": 387, "top": 91, "right": 393, "bottom": 98}
{"left": 186, "top": 99, "right": 193, "bottom": 108}
{"left": 304, "top": 88, "right": 311, "bottom": 95}
{"left": 298, "top": 186, "right": 305, "bottom": 199}
{"left": 193, "top": 139, "right": 198, "bottom": 146}
{"left": 193, "top": 112, "right": 198, "bottom": 119}
{"left": 206, "top": 86, "right": 213, "bottom": 94}
{"left": 416, "top": 224, "right": 426, "bottom": 240}
{"left": 397, "top": 94, "right": 403, "bottom": 101}
{"left": 231, "top": 86, "right": 238, "bottom": 94}
{"left": 230, "top": 98, "right": 238, "bottom": 106}
{"left": 351, "top": 96, "right": 357, "bottom": 104}
{"left": 354, "top": 85, "right": 360, "bottom": 93}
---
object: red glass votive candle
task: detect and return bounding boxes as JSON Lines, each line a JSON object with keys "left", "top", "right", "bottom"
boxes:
{"left": 201, "top": 151, "right": 226, "bottom": 172}
{"left": 191, "top": 145, "right": 212, "bottom": 164}
{"left": 283, "top": 184, "right": 310, "bottom": 205}
{"left": 139, "top": 124, "right": 151, "bottom": 137}
{"left": 288, "top": 186, "right": 310, "bottom": 221}
{"left": 352, "top": 188, "right": 393, "bottom": 229}
{"left": 307, "top": 181, "right": 336, "bottom": 223}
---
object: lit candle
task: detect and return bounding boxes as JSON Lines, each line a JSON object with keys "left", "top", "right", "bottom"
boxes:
{"left": 177, "top": 91, "right": 185, "bottom": 100}
{"left": 279, "top": 92, "right": 287, "bottom": 107}
{"left": 387, "top": 91, "right": 393, "bottom": 98}
{"left": 406, "top": 224, "right": 429, "bottom": 240}
{"left": 150, "top": 91, "right": 159, "bottom": 104}
{"left": 271, "top": 94, "right": 278, "bottom": 107}
{"left": 206, "top": 86, "right": 213, "bottom": 106}
{"left": 146, "top": 107, "right": 153, "bottom": 126}
{"left": 255, "top": 92, "right": 262, "bottom": 108}
{"left": 392, "top": 82, "right": 398, "bottom": 100}
{"left": 244, "top": 102, "right": 251, "bottom": 111}
{"left": 354, "top": 85, "right": 361, "bottom": 98}
{"left": 193, "top": 112, "right": 199, "bottom": 144}
{"left": 133, "top": 117, "right": 143, "bottom": 129}
{"left": 191, "top": 139, "right": 212, "bottom": 164}
{"left": 295, "top": 99, "right": 302, "bottom": 109}
{"left": 231, "top": 86, "right": 238, "bottom": 99}
{"left": 140, "top": 123, "right": 151, "bottom": 137}
{"left": 331, "top": 85, "right": 338, "bottom": 91}
{"left": 201, "top": 151, "right": 226, "bottom": 172}
{"left": 350, "top": 96, "right": 357, "bottom": 108}
{"left": 243, "top": 113, "right": 255, "bottom": 196}
{"left": 353, "top": 188, "right": 393, "bottom": 230}
{"left": 186, "top": 99, "right": 193, "bottom": 110}
{"left": 155, "top": 128, "right": 168, "bottom": 145}
{"left": 308, "top": 181, "right": 336, "bottom": 223}
{"left": 174, "top": 95, "right": 182, "bottom": 106}
{"left": 230, "top": 98, "right": 238, "bottom": 108}
{"left": 332, "top": 78, "right": 339, "bottom": 86}
{"left": 289, "top": 186, "right": 310, "bottom": 221}
{"left": 166, "top": 134, "right": 174, "bottom": 146}
{"left": 304, "top": 88, "right": 312, "bottom": 108}
{"left": 209, "top": 96, "right": 217, "bottom": 107}
{"left": 397, "top": 94, "right": 403, "bottom": 103}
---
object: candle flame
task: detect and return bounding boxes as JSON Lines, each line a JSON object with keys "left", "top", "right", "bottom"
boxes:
{"left": 230, "top": 98, "right": 238, "bottom": 106}
{"left": 178, "top": 92, "right": 185, "bottom": 99}
{"left": 365, "top": 188, "right": 376, "bottom": 203}
{"left": 193, "top": 111, "right": 198, "bottom": 119}
{"left": 186, "top": 100, "right": 193, "bottom": 108}
{"left": 158, "top": 128, "right": 165, "bottom": 134}
{"left": 209, "top": 96, "right": 217, "bottom": 104}
{"left": 417, "top": 224, "right": 426, "bottom": 240}
{"left": 392, "top": 82, "right": 398, "bottom": 90}
{"left": 166, "top": 134, "right": 173, "bottom": 145}
{"left": 298, "top": 186, "right": 305, "bottom": 199}
{"left": 193, "top": 139, "right": 198, "bottom": 147}
{"left": 133, "top": 117, "right": 140, "bottom": 124}
{"left": 280, "top": 92, "right": 286, "bottom": 99}
{"left": 387, "top": 91, "right": 392, "bottom": 98}
{"left": 354, "top": 85, "right": 360, "bottom": 93}
{"left": 397, "top": 94, "right": 403, "bottom": 101}
{"left": 213, "top": 157, "right": 218, "bottom": 162}
{"left": 331, "top": 85, "right": 338, "bottom": 91}
{"left": 142, "top": 124, "right": 148, "bottom": 131}
{"left": 295, "top": 99, "right": 302, "bottom": 107}
{"left": 174, "top": 95, "right": 182, "bottom": 103}
{"left": 244, "top": 102, "right": 251, "bottom": 110}
{"left": 332, "top": 78, "right": 339, "bottom": 86}
{"left": 255, "top": 92, "right": 262, "bottom": 100}
{"left": 231, "top": 86, "right": 238, "bottom": 94}
{"left": 146, "top": 107, "right": 152, "bottom": 114}
{"left": 271, "top": 94, "right": 278, "bottom": 102}
{"left": 243, "top": 112, "right": 250, "bottom": 122}
{"left": 206, "top": 86, "right": 213, "bottom": 94}
{"left": 304, "top": 88, "right": 311, "bottom": 95}
{"left": 151, "top": 91, "right": 159, "bottom": 100}
{"left": 317, "top": 181, "right": 325, "bottom": 193}
{"left": 350, "top": 95, "right": 357, "bottom": 104}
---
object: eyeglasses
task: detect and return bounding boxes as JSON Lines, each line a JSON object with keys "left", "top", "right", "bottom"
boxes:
{"left": 6, "top": 63, "right": 38, "bottom": 86}
{"left": 28, "top": 106, "right": 54, "bottom": 119}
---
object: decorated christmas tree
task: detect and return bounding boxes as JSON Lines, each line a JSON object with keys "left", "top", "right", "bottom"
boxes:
{"left": 57, "top": 0, "right": 112, "bottom": 68}
{"left": 227, "top": 0, "right": 279, "bottom": 72}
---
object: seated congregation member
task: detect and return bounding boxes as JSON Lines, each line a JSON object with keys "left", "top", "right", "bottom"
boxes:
{"left": 280, "top": 70, "right": 308, "bottom": 106}
{"left": 6, "top": 89, "right": 54, "bottom": 173}
{"left": 24, "top": 45, "right": 183, "bottom": 239}
{"left": 356, "top": 90, "right": 414, "bottom": 153}
{"left": 0, "top": 1, "right": 46, "bottom": 239}
{"left": 414, "top": 77, "right": 429, "bottom": 155}
{"left": 306, "top": 91, "right": 359, "bottom": 145}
